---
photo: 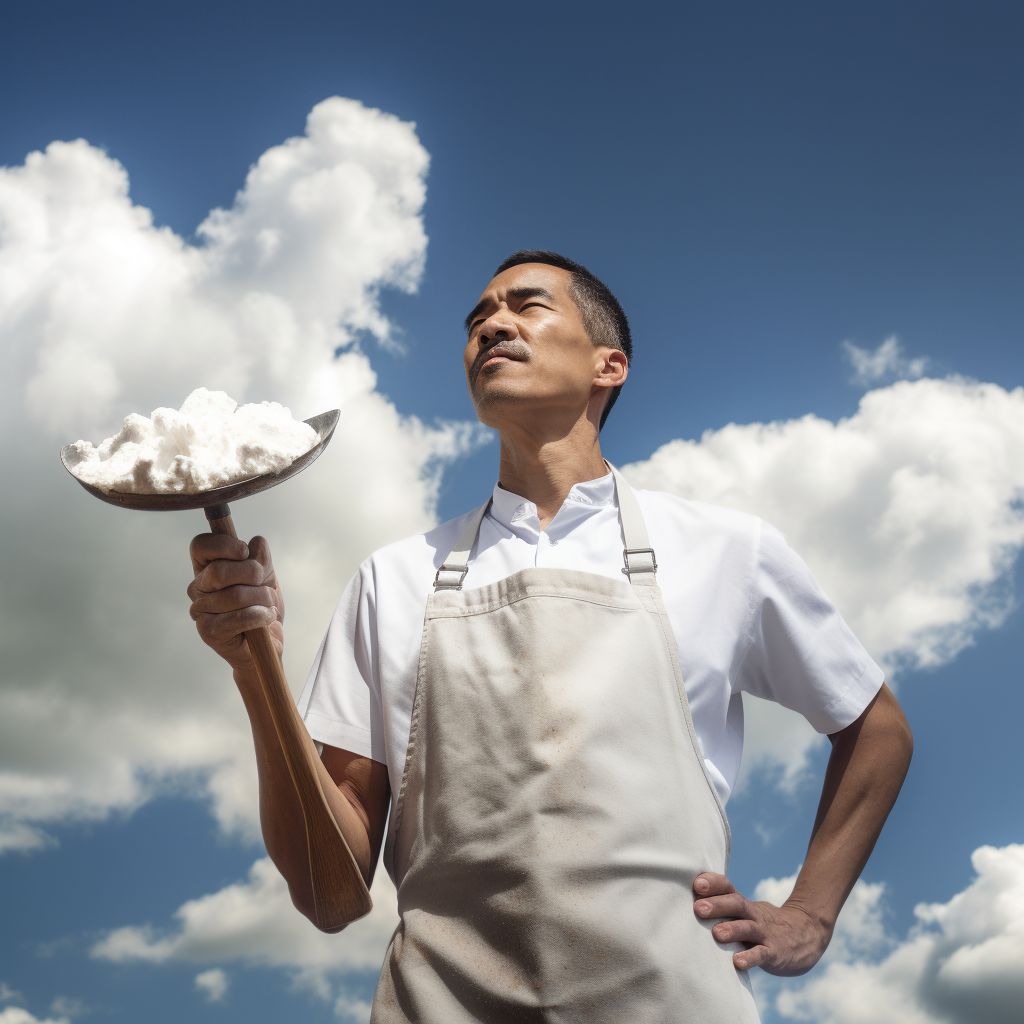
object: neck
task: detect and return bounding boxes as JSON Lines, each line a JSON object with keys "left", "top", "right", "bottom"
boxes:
{"left": 496, "top": 414, "right": 608, "bottom": 530}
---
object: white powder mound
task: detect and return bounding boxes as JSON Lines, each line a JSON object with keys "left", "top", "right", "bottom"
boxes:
{"left": 66, "top": 389, "right": 319, "bottom": 494}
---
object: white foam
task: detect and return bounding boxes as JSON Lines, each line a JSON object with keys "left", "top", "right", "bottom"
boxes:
{"left": 65, "top": 389, "right": 319, "bottom": 494}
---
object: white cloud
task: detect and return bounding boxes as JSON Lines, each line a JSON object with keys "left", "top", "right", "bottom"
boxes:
{"left": 194, "top": 968, "right": 229, "bottom": 1002}
{"left": 764, "top": 844, "right": 1024, "bottom": 1024}
{"left": 93, "top": 856, "right": 399, "bottom": 1008}
{"left": 0, "top": 1010, "right": 68, "bottom": 1024}
{"left": 0, "top": 987, "right": 23, "bottom": 1005}
{"left": 334, "top": 991, "right": 374, "bottom": 1023}
{"left": 4, "top": 92, "right": 1023, "bottom": 1024}
{"left": 0, "top": 98, "right": 486, "bottom": 849}
{"left": 843, "top": 336, "right": 928, "bottom": 385}
{"left": 45, "top": 1000, "right": 83, "bottom": 1020}
{"left": 622, "top": 377, "right": 1024, "bottom": 783}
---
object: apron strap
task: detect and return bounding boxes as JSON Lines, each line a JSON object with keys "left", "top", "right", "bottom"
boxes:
{"left": 607, "top": 463, "right": 658, "bottom": 586}
{"left": 434, "top": 501, "right": 491, "bottom": 591}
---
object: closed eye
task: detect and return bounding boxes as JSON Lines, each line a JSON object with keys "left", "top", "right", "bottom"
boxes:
{"left": 469, "top": 304, "right": 541, "bottom": 332}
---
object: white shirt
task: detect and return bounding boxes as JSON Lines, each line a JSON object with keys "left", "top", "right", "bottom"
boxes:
{"left": 298, "top": 471, "right": 883, "bottom": 805}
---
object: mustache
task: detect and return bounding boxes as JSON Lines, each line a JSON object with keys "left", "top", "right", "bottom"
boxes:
{"left": 470, "top": 338, "right": 532, "bottom": 384}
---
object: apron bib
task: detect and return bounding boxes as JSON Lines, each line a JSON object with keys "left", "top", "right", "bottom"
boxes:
{"left": 372, "top": 466, "right": 760, "bottom": 1023}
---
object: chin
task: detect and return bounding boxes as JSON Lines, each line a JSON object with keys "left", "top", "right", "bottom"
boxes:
{"left": 471, "top": 384, "right": 532, "bottom": 424}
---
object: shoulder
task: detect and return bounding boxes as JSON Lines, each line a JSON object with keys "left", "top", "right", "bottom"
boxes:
{"left": 631, "top": 486, "right": 811, "bottom": 589}
{"left": 632, "top": 486, "right": 766, "bottom": 549}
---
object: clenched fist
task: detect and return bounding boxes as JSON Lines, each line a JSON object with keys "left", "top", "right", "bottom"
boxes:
{"left": 187, "top": 534, "right": 285, "bottom": 675}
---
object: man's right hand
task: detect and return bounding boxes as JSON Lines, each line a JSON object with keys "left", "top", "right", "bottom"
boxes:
{"left": 188, "top": 534, "right": 285, "bottom": 675}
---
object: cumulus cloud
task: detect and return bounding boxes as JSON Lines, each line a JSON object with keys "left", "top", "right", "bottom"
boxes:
{"left": 193, "top": 968, "right": 229, "bottom": 1002}
{"left": 622, "top": 377, "right": 1024, "bottom": 782}
{"left": 843, "top": 336, "right": 929, "bottom": 386}
{"left": 0, "top": 97, "right": 486, "bottom": 852}
{"left": 5, "top": 93, "right": 1023, "bottom": 1023}
{"left": 0, "top": 1011, "right": 68, "bottom": 1024}
{"left": 334, "top": 992, "right": 375, "bottom": 1023}
{"left": 761, "top": 844, "right": 1024, "bottom": 1024}
{"left": 44, "top": 1001, "right": 83, "bottom": 1020}
{"left": 93, "top": 856, "right": 397, "bottom": 1012}
{"left": 92, "top": 843, "right": 1024, "bottom": 1024}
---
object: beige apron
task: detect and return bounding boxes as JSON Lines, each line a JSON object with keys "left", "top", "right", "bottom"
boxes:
{"left": 372, "top": 466, "right": 760, "bottom": 1023}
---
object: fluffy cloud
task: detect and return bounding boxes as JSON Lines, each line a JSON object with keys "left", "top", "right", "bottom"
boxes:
{"left": 0, "top": 1011, "right": 68, "bottom": 1024}
{"left": 761, "top": 844, "right": 1024, "bottom": 1024}
{"left": 0, "top": 98, "right": 484, "bottom": 851}
{"left": 93, "top": 856, "right": 397, "bottom": 1018}
{"left": 193, "top": 968, "right": 229, "bottom": 1003}
{"left": 4, "top": 93, "right": 1023, "bottom": 1024}
{"left": 91, "top": 844, "right": 1024, "bottom": 1024}
{"left": 843, "top": 336, "right": 928, "bottom": 385}
{"left": 622, "top": 376, "right": 1024, "bottom": 782}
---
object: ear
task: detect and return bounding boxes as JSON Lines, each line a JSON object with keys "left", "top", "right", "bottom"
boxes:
{"left": 592, "top": 348, "right": 628, "bottom": 391}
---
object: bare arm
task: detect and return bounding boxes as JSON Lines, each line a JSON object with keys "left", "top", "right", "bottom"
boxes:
{"left": 188, "top": 533, "right": 390, "bottom": 929}
{"left": 693, "top": 683, "right": 913, "bottom": 974}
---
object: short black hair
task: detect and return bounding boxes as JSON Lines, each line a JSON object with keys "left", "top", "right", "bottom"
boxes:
{"left": 487, "top": 250, "right": 632, "bottom": 430}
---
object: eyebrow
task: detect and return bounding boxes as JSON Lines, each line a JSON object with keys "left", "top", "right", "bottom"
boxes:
{"left": 463, "top": 287, "right": 555, "bottom": 333}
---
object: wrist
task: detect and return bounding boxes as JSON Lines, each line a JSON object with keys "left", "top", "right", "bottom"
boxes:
{"left": 233, "top": 664, "right": 263, "bottom": 694}
{"left": 781, "top": 895, "right": 836, "bottom": 940}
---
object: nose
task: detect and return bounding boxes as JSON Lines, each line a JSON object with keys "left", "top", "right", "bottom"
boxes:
{"left": 479, "top": 308, "right": 519, "bottom": 347}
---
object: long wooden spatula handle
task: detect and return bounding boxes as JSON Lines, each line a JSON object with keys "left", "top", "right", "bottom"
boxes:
{"left": 206, "top": 504, "right": 372, "bottom": 929}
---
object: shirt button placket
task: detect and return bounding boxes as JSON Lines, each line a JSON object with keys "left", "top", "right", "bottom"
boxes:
{"left": 538, "top": 531, "right": 549, "bottom": 566}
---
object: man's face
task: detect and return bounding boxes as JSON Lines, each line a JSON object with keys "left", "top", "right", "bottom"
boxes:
{"left": 463, "top": 263, "right": 618, "bottom": 431}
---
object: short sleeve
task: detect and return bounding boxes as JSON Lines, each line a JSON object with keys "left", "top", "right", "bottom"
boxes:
{"left": 735, "top": 521, "right": 885, "bottom": 734}
{"left": 296, "top": 560, "right": 387, "bottom": 763}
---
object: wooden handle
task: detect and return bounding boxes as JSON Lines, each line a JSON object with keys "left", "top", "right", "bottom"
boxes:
{"left": 209, "top": 511, "right": 373, "bottom": 929}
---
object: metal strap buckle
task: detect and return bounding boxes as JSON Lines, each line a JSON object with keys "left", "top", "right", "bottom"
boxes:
{"left": 622, "top": 546, "right": 658, "bottom": 576}
{"left": 434, "top": 564, "right": 469, "bottom": 590}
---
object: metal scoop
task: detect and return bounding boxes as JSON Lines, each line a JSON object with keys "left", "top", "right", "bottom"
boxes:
{"left": 61, "top": 409, "right": 372, "bottom": 930}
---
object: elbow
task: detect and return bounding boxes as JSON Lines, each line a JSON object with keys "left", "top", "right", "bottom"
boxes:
{"left": 288, "top": 885, "right": 352, "bottom": 934}
{"left": 883, "top": 704, "right": 914, "bottom": 784}
{"left": 889, "top": 697, "right": 914, "bottom": 766}
{"left": 901, "top": 716, "right": 914, "bottom": 757}
{"left": 876, "top": 683, "right": 914, "bottom": 771}
{"left": 288, "top": 883, "right": 318, "bottom": 926}
{"left": 899, "top": 717, "right": 914, "bottom": 769}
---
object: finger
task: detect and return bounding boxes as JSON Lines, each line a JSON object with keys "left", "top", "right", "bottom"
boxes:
{"left": 712, "top": 918, "right": 764, "bottom": 946}
{"left": 190, "top": 584, "right": 278, "bottom": 619}
{"left": 734, "top": 945, "right": 769, "bottom": 972}
{"left": 195, "top": 604, "right": 276, "bottom": 641}
{"left": 193, "top": 555, "right": 272, "bottom": 594}
{"left": 247, "top": 536, "right": 274, "bottom": 570}
{"left": 190, "top": 534, "right": 249, "bottom": 574}
{"left": 694, "top": 892, "right": 751, "bottom": 921}
{"left": 693, "top": 872, "right": 736, "bottom": 897}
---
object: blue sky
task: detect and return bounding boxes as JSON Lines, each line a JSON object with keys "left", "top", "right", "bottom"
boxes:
{"left": 1, "top": 3, "right": 1021, "bottom": 1023}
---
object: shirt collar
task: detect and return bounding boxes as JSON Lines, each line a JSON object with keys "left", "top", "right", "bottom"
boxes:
{"left": 488, "top": 470, "right": 617, "bottom": 534}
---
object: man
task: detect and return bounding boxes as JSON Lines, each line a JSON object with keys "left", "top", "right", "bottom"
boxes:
{"left": 188, "top": 251, "right": 913, "bottom": 1022}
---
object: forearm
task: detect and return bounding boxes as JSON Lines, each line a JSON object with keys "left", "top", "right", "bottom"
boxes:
{"left": 234, "top": 666, "right": 375, "bottom": 921}
{"left": 785, "top": 684, "right": 913, "bottom": 933}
